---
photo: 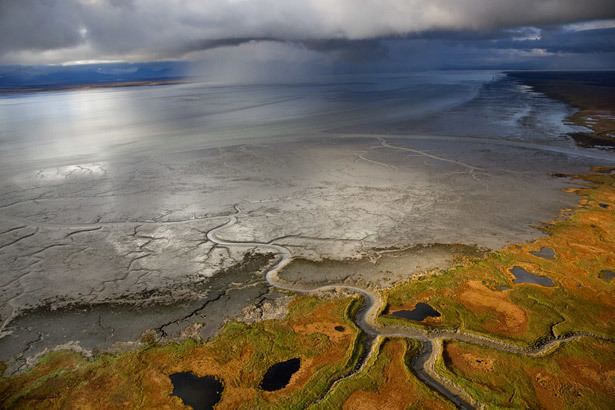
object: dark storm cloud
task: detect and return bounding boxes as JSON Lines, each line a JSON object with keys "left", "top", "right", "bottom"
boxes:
{"left": 377, "top": 27, "right": 615, "bottom": 71}
{"left": 302, "top": 40, "right": 389, "bottom": 61}
{"left": 405, "top": 25, "right": 615, "bottom": 53}
{"left": 0, "top": 0, "right": 83, "bottom": 53}
{"left": 503, "top": 27, "right": 615, "bottom": 53}
{"left": 1, "top": 0, "right": 615, "bottom": 64}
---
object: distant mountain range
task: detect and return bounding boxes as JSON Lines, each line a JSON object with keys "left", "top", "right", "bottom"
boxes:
{"left": 0, "top": 61, "right": 189, "bottom": 91}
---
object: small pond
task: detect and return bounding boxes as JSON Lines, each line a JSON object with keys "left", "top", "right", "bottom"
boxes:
{"left": 531, "top": 247, "right": 556, "bottom": 260}
{"left": 391, "top": 302, "right": 441, "bottom": 321}
{"left": 599, "top": 270, "right": 614, "bottom": 282}
{"left": 170, "top": 372, "right": 223, "bottom": 410}
{"left": 511, "top": 266, "right": 554, "bottom": 287}
{"left": 260, "top": 358, "right": 301, "bottom": 391}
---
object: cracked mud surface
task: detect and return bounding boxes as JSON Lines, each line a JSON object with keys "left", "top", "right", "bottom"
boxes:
{"left": 1, "top": 132, "right": 608, "bottom": 370}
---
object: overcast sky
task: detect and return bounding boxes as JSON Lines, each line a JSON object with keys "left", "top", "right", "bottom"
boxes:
{"left": 1, "top": 0, "right": 614, "bottom": 70}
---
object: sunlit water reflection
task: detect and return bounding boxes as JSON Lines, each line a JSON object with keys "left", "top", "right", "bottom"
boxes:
{"left": 0, "top": 71, "right": 583, "bottom": 177}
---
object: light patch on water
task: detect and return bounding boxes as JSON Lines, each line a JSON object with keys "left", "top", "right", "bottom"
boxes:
{"left": 13, "top": 162, "right": 108, "bottom": 186}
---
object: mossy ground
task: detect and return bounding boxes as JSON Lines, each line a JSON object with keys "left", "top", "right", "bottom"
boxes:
{"left": 381, "top": 168, "right": 615, "bottom": 344}
{"left": 0, "top": 296, "right": 363, "bottom": 409}
{"left": 440, "top": 338, "right": 615, "bottom": 409}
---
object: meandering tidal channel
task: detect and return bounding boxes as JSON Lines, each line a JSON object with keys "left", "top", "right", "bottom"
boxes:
{"left": 207, "top": 203, "right": 615, "bottom": 409}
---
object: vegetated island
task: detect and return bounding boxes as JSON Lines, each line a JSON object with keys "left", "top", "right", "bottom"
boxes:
{"left": 1, "top": 165, "right": 613, "bottom": 409}
{"left": 508, "top": 71, "right": 615, "bottom": 149}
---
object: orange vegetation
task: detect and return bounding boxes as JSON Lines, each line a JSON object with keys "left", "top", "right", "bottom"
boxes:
{"left": 458, "top": 280, "right": 527, "bottom": 334}
{"left": 443, "top": 338, "right": 615, "bottom": 409}
{"left": 342, "top": 339, "right": 452, "bottom": 410}
{"left": 0, "top": 296, "right": 359, "bottom": 409}
{"left": 384, "top": 168, "right": 615, "bottom": 342}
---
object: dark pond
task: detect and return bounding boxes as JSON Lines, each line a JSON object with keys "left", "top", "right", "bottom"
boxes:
{"left": 260, "top": 358, "right": 301, "bottom": 391}
{"left": 169, "top": 372, "right": 223, "bottom": 410}
{"left": 599, "top": 270, "right": 614, "bottom": 282}
{"left": 511, "top": 266, "right": 554, "bottom": 287}
{"left": 334, "top": 325, "right": 345, "bottom": 332}
{"left": 599, "top": 203, "right": 609, "bottom": 209}
{"left": 391, "top": 302, "right": 441, "bottom": 321}
{"left": 531, "top": 247, "right": 556, "bottom": 260}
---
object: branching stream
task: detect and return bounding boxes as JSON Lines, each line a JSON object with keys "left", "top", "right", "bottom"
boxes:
{"left": 207, "top": 204, "right": 615, "bottom": 410}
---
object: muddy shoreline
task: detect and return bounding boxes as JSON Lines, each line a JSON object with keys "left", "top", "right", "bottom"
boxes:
{"left": 507, "top": 71, "right": 615, "bottom": 149}
{"left": 1, "top": 134, "right": 611, "bottom": 373}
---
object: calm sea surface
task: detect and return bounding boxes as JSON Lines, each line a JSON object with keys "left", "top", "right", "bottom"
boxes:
{"left": 0, "top": 71, "right": 581, "bottom": 175}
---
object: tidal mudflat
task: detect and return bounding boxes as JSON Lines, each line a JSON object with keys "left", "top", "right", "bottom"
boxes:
{"left": 0, "top": 135, "right": 599, "bottom": 369}
{"left": 508, "top": 71, "right": 615, "bottom": 150}
{"left": 1, "top": 74, "right": 615, "bottom": 409}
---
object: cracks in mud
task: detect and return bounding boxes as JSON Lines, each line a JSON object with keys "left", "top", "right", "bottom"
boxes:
{"left": 0, "top": 227, "right": 39, "bottom": 251}
{"left": 0, "top": 209, "right": 236, "bottom": 231}
{"left": 64, "top": 226, "right": 103, "bottom": 239}
{"left": 268, "top": 233, "right": 370, "bottom": 244}
{"left": 12, "top": 332, "right": 44, "bottom": 374}
{"left": 154, "top": 246, "right": 274, "bottom": 338}
{"left": 154, "top": 289, "right": 228, "bottom": 338}
{"left": 0, "top": 226, "right": 27, "bottom": 236}
{"left": 0, "top": 207, "right": 261, "bottom": 350}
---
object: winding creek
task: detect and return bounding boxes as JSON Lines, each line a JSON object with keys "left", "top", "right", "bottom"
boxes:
{"left": 207, "top": 203, "right": 615, "bottom": 410}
